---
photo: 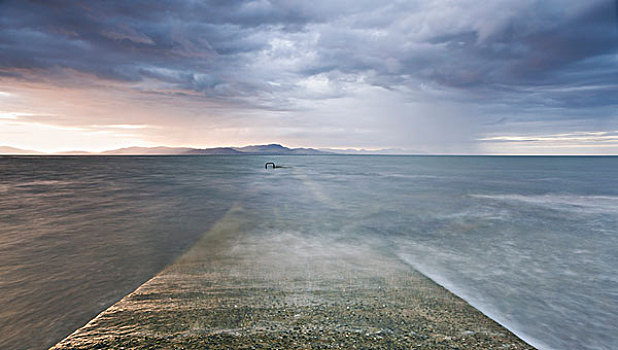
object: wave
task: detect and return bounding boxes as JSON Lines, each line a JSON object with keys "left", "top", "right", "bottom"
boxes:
{"left": 470, "top": 193, "right": 618, "bottom": 214}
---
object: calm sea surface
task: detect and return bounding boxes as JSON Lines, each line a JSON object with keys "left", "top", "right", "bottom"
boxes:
{"left": 0, "top": 155, "right": 616, "bottom": 350}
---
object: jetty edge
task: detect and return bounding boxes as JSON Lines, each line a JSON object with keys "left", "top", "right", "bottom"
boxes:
{"left": 50, "top": 206, "right": 535, "bottom": 350}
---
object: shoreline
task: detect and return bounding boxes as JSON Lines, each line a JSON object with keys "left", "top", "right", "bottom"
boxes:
{"left": 50, "top": 206, "right": 535, "bottom": 349}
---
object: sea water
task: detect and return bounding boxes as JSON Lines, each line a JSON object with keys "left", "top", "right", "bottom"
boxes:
{"left": 0, "top": 155, "right": 616, "bottom": 350}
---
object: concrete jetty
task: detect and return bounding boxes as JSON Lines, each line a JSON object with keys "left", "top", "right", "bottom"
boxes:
{"left": 51, "top": 206, "right": 534, "bottom": 349}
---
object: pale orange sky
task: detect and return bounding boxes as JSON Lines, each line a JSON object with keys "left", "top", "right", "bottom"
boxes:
{"left": 2, "top": 76, "right": 618, "bottom": 154}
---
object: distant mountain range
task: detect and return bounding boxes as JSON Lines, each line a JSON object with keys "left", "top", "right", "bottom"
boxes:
{"left": 0, "top": 143, "right": 416, "bottom": 155}
{"left": 0, "top": 144, "right": 330, "bottom": 155}
{"left": 0, "top": 146, "right": 41, "bottom": 154}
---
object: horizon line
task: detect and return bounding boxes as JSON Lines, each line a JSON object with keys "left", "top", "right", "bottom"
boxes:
{"left": 2, "top": 143, "right": 618, "bottom": 156}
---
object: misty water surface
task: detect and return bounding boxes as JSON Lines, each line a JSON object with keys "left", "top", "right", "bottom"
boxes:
{"left": 0, "top": 155, "right": 616, "bottom": 350}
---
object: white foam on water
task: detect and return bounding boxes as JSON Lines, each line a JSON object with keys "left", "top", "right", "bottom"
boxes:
{"left": 397, "top": 251, "right": 557, "bottom": 350}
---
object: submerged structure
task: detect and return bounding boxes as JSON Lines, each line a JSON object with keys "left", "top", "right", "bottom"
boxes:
{"left": 51, "top": 207, "right": 534, "bottom": 350}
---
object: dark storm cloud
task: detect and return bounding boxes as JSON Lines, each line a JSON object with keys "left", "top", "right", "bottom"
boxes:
{"left": 1, "top": 0, "right": 617, "bottom": 113}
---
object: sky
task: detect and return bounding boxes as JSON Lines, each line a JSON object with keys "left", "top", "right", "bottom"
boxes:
{"left": 1, "top": 0, "right": 617, "bottom": 154}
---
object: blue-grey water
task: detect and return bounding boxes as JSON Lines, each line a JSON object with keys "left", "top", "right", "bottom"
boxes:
{"left": 0, "top": 155, "right": 616, "bottom": 350}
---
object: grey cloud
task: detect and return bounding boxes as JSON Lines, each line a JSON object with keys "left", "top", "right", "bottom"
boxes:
{"left": 1, "top": 0, "right": 616, "bottom": 121}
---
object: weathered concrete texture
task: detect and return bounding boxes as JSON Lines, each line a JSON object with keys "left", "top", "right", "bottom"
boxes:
{"left": 51, "top": 207, "right": 534, "bottom": 349}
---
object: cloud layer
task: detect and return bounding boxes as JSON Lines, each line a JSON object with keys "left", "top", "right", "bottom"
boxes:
{"left": 1, "top": 0, "right": 617, "bottom": 153}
